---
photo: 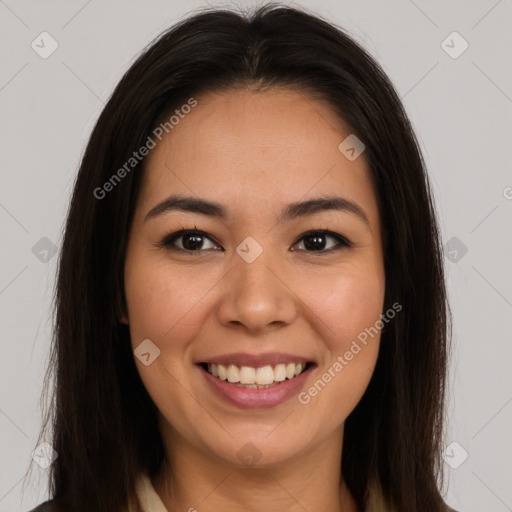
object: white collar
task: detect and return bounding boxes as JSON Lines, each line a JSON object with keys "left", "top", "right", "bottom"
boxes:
{"left": 133, "top": 472, "right": 169, "bottom": 512}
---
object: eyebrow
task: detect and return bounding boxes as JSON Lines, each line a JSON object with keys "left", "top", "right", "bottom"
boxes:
{"left": 144, "top": 194, "right": 370, "bottom": 228}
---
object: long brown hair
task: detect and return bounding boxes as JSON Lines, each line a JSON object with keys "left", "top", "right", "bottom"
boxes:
{"left": 28, "top": 4, "right": 451, "bottom": 511}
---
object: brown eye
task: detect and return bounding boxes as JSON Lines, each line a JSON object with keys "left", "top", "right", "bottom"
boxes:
{"left": 159, "top": 230, "right": 221, "bottom": 252}
{"left": 158, "top": 229, "right": 351, "bottom": 254}
{"left": 292, "top": 230, "right": 351, "bottom": 253}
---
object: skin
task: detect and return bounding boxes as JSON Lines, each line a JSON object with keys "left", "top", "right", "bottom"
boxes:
{"left": 122, "top": 87, "right": 386, "bottom": 511}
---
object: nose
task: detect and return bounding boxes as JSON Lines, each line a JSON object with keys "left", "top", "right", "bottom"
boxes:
{"left": 216, "top": 247, "right": 299, "bottom": 333}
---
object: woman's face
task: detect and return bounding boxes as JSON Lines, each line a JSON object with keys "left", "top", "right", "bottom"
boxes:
{"left": 123, "top": 87, "right": 385, "bottom": 467}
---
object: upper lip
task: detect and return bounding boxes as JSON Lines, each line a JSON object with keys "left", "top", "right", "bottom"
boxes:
{"left": 197, "top": 352, "right": 314, "bottom": 368}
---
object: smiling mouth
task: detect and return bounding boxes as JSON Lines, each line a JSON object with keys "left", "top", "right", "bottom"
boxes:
{"left": 199, "top": 362, "right": 315, "bottom": 388}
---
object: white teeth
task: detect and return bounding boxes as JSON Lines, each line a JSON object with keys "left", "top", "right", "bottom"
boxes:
{"left": 227, "top": 364, "right": 240, "bottom": 383}
{"left": 239, "top": 366, "right": 256, "bottom": 384}
{"left": 256, "top": 366, "right": 274, "bottom": 385}
{"left": 206, "top": 362, "right": 307, "bottom": 385}
{"left": 274, "top": 364, "right": 287, "bottom": 382}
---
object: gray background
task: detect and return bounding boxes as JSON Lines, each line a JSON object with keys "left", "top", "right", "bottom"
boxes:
{"left": 1, "top": 1, "right": 511, "bottom": 511}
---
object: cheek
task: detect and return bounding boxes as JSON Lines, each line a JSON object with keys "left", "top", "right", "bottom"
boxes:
{"left": 297, "top": 264, "right": 384, "bottom": 419}
{"left": 303, "top": 261, "right": 385, "bottom": 346}
{"left": 123, "top": 252, "right": 216, "bottom": 428}
{"left": 124, "top": 252, "right": 218, "bottom": 344}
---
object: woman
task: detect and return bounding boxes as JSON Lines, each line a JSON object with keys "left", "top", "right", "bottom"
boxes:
{"left": 28, "top": 4, "right": 456, "bottom": 511}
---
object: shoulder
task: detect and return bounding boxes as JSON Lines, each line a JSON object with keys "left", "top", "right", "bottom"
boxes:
{"left": 27, "top": 500, "right": 58, "bottom": 512}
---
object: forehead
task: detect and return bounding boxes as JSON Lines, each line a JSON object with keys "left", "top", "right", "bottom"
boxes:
{"left": 136, "top": 87, "right": 378, "bottom": 226}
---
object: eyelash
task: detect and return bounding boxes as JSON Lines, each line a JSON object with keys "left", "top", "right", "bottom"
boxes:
{"left": 157, "top": 225, "right": 352, "bottom": 254}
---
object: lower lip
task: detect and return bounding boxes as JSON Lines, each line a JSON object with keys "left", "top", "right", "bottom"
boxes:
{"left": 198, "top": 364, "right": 314, "bottom": 409}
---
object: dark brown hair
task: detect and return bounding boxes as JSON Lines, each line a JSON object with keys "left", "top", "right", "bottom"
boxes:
{"left": 28, "top": 4, "right": 451, "bottom": 511}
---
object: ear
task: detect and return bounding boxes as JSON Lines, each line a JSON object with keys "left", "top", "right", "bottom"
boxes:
{"left": 119, "top": 314, "right": 129, "bottom": 325}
